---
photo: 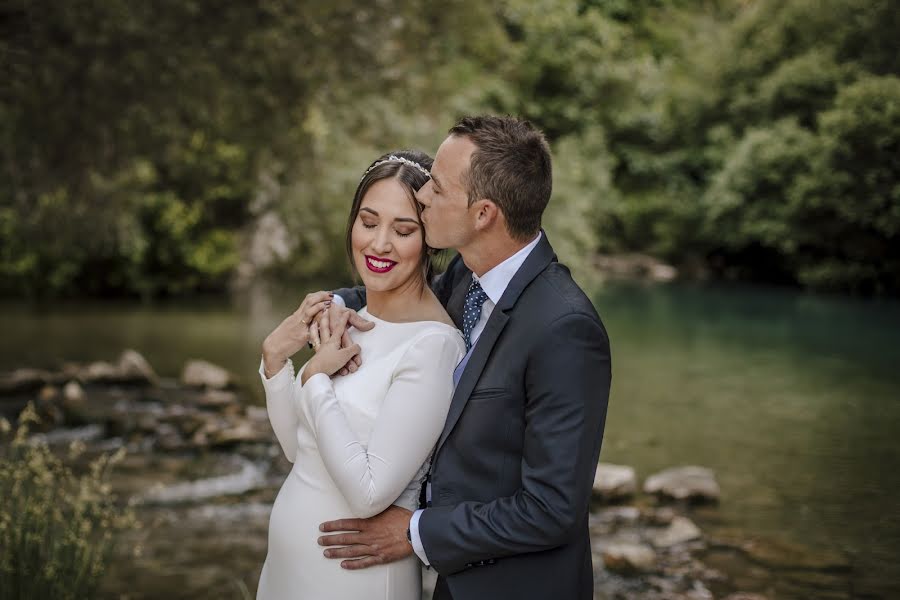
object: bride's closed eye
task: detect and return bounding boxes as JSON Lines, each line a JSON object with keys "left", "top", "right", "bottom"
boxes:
{"left": 362, "top": 222, "right": 414, "bottom": 237}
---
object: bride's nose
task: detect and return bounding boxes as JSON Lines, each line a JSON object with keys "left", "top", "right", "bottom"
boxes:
{"left": 371, "top": 227, "right": 393, "bottom": 254}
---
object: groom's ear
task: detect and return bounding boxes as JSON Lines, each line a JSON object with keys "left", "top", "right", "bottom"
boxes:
{"left": 473, "top": 198, "right": 502, "bottom": 232}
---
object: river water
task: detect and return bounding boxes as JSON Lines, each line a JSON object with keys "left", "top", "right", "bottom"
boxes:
{"left": 1, "top": 280, "right": 898, "bottom": 597}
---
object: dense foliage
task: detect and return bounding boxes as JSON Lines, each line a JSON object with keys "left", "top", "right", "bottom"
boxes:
{"left": 1, "top": 0, "right": 897, "bottom": 298}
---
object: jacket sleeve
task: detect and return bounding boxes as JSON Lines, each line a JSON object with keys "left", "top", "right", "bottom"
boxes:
{"left": 418, "top": 313, "right": 611, "bottom": 575}
{"left": 332, "top": 285, "right": 367, "bottom": 311}
{"left": 294, "top": 332, "right": 465, "bottom": 518}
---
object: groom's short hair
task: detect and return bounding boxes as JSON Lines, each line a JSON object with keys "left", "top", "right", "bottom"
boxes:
{"left": 449, "top": 115, "right": 552, "bottom": 241}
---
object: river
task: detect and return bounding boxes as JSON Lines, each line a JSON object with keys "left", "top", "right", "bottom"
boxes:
{"left": 1, "top": 280, "right": 898, "bottom": 597}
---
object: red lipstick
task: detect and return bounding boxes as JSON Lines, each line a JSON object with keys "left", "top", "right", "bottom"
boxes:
{"left": 365, "top": 255, "right": 397, "bottom": 273}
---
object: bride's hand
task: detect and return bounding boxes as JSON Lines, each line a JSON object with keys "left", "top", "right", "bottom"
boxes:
{"left": 262, "top": 291, "right": 333, "bottom": 377}
{"left": 311, "top": 304, "right": 374, "bottom": 377}
{"left": 302, "top": 309, "right": 362, "bottom": 384}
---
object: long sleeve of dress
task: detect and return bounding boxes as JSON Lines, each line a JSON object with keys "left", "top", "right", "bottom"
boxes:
{"left": 259, "top": 357, "right": 304, "bottom": 463}
{"left": 294, "top": 332, "right": 463, "bottom": 518}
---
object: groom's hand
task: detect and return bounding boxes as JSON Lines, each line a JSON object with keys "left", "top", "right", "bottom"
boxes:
{"left": 318, "top": 505, "right": 413, "bottom": 570}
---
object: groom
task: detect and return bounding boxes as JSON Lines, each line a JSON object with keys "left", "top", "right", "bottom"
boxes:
{"left": 320, "top": 115, "right": 611, "bottom": 599}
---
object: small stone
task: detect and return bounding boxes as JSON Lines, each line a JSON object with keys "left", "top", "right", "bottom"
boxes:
{"left": 685, "top": 581, "right": 715, "bottom": 600}
{"left": 62, "top": 381, "right": 85, "bottom": 404}
{"left": 39, "top": 385, "right": 59, "bottom": 402}
{"left": 209, "top": 422, "right": 270, "bottom": 446}
{"left": 117, "top": 349, "right": 158, "bottom": 384}
{"left": 651, "top": 515, "right": 702, "bottom": 548}
{"left": 136, "top": 414, "right": 159, "bottom": 432}
{"left": 593, "top": 463, "right": 637, "bottom": 501}
{"left": 642, "top": 506, "right": 676, "bottom": 525}
{"left": 195, "top": 389, "right": 239, "bottom": 408}
{"left": 601, "top": 542, "right": 657, "bottom": 574}
{"left": 644, "top": 465, "right": 720, "bottom": 503}
{"left": 245, "top": 406, "right": 269, "bottom": 423}
{"left": 156, "top": 423, "right": 185, "bottom": 451}
{"left": 181, "top": 360, "right": 233, "bottom": 390}
{"left": 82, "top": 361, "right": 120, "bottom": 383}
{"left": 191, "top": 430, "right": 209, "bottom": 446}
{"left": 597, "top": 506, "right": 641, "bottom": 525}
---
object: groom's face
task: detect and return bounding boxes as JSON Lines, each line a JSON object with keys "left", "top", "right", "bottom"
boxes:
{"left": 416, "top": 135, "right": 477, "bottom": 250}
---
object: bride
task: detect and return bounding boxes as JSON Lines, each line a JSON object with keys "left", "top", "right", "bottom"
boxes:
{"left": 256, "top": 150, "right": 465, "bottom": 599}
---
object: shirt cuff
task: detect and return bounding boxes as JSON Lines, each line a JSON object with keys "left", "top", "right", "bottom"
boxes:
{"left": 410, "top": 509, "right": 430, "bottom": 566}
{"left": 259, "top": 356, "right": 294, "bottom": 392}
{"left": 331, "top": 293, "right": 346, "bottom": 308}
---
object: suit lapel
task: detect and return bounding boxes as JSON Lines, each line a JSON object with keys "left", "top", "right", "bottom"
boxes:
{"left": 436, "top": 231, "right": 557, "bottom": 451}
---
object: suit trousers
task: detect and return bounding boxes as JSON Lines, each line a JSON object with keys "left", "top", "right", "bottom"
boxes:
{"left": 432, "top": 576, "right": 453, "bottom": 600}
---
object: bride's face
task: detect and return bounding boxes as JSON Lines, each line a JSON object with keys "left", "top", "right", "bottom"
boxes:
{"left": 351, "top": 178, "right": 424, "bottom": 293}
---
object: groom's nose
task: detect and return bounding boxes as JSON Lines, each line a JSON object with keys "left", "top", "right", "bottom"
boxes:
{"left": 415, "top": 185, "right": 431, "bottom": 207}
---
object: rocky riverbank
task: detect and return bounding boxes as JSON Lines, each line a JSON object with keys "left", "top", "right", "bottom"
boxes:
{"left": 0, "top": 351, "right": 854, "bottom": 599}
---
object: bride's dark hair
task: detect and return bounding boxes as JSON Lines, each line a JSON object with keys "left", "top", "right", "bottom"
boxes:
{"left": 345, "top": 150, "right": 438, "bottom": 290}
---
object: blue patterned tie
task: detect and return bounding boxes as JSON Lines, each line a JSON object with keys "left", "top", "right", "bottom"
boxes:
{"left": 462, "top": 278, "right": 489, "bottom": 351}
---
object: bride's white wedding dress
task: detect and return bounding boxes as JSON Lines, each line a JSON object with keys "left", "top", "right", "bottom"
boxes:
{"left": 257, "top": 307, "right": 465, "bottom": 600}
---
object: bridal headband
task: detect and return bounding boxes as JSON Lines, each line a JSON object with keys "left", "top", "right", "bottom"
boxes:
{"left": 361, "top": 155, "right": 430, "bottom": 180}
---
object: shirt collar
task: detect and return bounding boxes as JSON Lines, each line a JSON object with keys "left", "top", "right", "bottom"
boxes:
{"left": 473, "top": 231, "right": 542, "bottom": 305}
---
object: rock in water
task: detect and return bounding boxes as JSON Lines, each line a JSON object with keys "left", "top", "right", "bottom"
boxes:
{"left": 117, "top": 349, "right": 158, "bottom": 384}
{"left": 644, "top": 466, "right": 720, "bottom": 503}
{"left": 593, "top": 463, "right": 637, "bottom": 501}
{"left": 651, "top": 515, "right": 703, "bottom": 547}
{"left": 81, "top": 361, "right": 121, "bottom": 383}
{"left": 63, "top": 381, "right": 85, "bottom": 403}
{"left": 195, "top": 389, "right": 239, "bottom": 408}
{"left": 181, "top": 360, "right": 233, "bottom": 390}
{"left": 600, "top": 542, "right": 657, "bottom": 573}
{"left": 0, "top": 368, "right": 53, "bottom": 394}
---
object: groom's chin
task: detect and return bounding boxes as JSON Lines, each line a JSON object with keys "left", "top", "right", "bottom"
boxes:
{"left": 425, "top": 235, "right": 450, "bottom": 251}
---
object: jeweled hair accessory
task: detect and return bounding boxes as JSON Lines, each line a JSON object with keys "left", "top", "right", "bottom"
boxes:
{"left": 361, "top": 155, "right": 430, "bottom": 180}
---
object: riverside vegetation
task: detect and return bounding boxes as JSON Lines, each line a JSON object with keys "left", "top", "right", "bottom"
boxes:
{"left": 2, "top": 0, "right": 898, "bottom": 300}
{"left": 0, "top": 404, "right": 138, "bottom": 600}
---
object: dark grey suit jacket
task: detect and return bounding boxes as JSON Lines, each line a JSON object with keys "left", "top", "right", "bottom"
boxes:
{"left": 335, "top": 232, "right": 611, "bottom": 600}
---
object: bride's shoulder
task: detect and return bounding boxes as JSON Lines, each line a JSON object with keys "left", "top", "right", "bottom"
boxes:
{"left": 419, "top": 293, "right": 456, "bottom": 328}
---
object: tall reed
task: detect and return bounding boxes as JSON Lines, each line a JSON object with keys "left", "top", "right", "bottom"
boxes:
{"left": 0, "top": 404, "right": 137, "bottom": 600}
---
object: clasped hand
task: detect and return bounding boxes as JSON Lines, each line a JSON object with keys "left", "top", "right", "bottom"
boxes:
{"left": 302, "top": 303, "right": 371, "bottom": 384}
{"left": 262, "top": 292, "right": 373, "bottom": 380}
